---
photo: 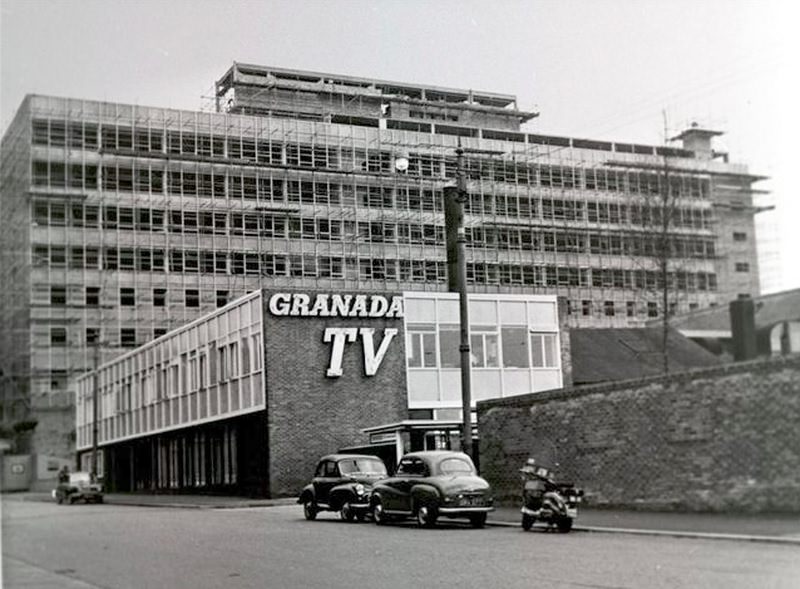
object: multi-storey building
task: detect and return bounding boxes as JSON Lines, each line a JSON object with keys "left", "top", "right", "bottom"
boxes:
{"left": 0, "top": 63, "right": 764, "bottom": 461}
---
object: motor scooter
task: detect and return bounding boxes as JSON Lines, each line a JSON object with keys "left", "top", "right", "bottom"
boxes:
{"left": 520, "top": 458, "right": 582, "bottom": 533}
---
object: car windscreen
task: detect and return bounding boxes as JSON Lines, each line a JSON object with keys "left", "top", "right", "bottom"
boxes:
{"left": 338, "top": 458, "right": 387, "bottom": 476}
{"left": 438, "top": 457, "right": 475, "bottom": 475}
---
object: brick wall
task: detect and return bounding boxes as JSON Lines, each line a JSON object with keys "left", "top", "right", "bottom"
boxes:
{"left": 478, "top": 355, "right": 800, "bottom": 512}
{"left": 262, "top": 292, "right": 408, "bottom": 497}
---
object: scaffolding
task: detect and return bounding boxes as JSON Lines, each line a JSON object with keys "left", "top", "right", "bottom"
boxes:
{"left": 0, "top": 67, "right": 766, "bottom": 453}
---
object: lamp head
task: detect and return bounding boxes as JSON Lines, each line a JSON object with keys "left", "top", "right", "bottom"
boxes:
{"left": 394, "top": 152, "right": 410, "bottom": 173}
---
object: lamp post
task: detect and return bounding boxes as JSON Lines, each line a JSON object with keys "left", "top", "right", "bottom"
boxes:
{"left": 443, "top": 147, "right": 473, "bottom": 459}
{"left": 396, "top": 146, "right": 502, "bottom": 460}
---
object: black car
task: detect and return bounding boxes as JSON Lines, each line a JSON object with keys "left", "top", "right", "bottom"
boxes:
{"left": 370, "top": 451, "right": 494, "bottom": 528}
{"left": 299, "top": 454, "right": 388, "bottom": 522}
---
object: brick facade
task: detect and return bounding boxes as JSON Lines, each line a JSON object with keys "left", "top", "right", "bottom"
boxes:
{"left": 262, "top": 292, "right": 408, "bottom": 497}
{"left": 478, "top": 355, "right": 800, "bottom": 512}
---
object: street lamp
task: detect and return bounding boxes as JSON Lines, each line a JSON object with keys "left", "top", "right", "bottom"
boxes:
{"left": 396, "top": 146, "right": 501, "bottom": 460}
{"left": 443, "top": 145, "right": 505, "bottom": 460}
{"left": 443, "top": 146, "right": 473, "bottom": 459}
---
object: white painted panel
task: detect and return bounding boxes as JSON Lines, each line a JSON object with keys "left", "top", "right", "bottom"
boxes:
{"left": 472, "top": 370, "right": 502, "bottom": 402}
{"left": 437, "top": 298, "right": 459, "bottom": 323}
{"left": 499, "top": 301, "right": 527, "bottom": 325}
{"left": 440, "top": 369, "right": 462, "bottom": 403}
{"left": 405, "top": 296, "right": 436, "bottom": 323}
{"left": 528, "top": 301, "right": 557, "bottom": 326}
{"left": 533, "top": 370, "right": 562, "bottom": 392}
{"left": 470, "top": 300, "right": 497, "bottom": 325}
{"left": 502, "top": 370, "right": 533, "bottom": 397}
{"left": 407, "top": 370, "right": 440, "bottom": 405}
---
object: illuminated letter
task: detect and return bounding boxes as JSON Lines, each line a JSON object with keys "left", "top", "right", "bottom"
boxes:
{"left": 269, "top": 293, "right": 291, "bottom": 316}
{"left": 360, "top": 327, "right": 398, "bottom": 376}
{"left": 351, "top": 295, "right": 368, "bottom": 317}
{"left": 309, "top": 294, "right": 330, "bottom": 317}
{"left": 290, "top": 294, "right": 310, "bottom": 316}
{"left": 323, "top": 327, "right": 358, "bottom": 377}
{"left": 368, "top": 295, "right": 388, "bottom": 317}
{"left": 330, "top": 294, "right": 352, "bottom": 317}
{"left": 386, "top": 296, "right": 404, "bottom": 318}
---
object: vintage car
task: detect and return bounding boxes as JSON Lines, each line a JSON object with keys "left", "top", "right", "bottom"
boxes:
{"left": 370, "top": 451, "right": 494, "bottom": 528}
{"left": 53, "top": 472, "right": 104, "bottom": 504}
{"left": 298, "top": 454, "right": 388, "bottom": 522}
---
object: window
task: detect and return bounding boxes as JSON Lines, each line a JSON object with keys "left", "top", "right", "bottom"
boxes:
{"left": 438, "top": 325, "right": 460, "bottom": 368}
{"left": 153, "top": 288, "right": 166, "bottom": 307}
{"left": 581, "top": 300, "right": 592, "bottom": 316}
{"left": 120, "top": 287, "right": 135, "bottom": 306}
{"left": 604, "top": 301, "right": 615, "bottom": 317}
{"left": 647, "top": 302, "right": 658, "bottom": 318}
{"left": 733, "top": 232, "right": 747, "bottom": 242}
{"left": 154, "top": 328, "right": 167, "bottom": 339}
{"left": 406, "top": 326, "right": 437, "bottom": 368}
{"left": 626, "top": 301, "right": 636, "bottom": 317}
{"left": 241, "top": 338, "right": 250, "bottom": 374}
{"left": 735, "top": 262, "right": 750, "bottom": 273}
{"left": 501, "top": 327, "right": 529, "bottom": 368}
{"left": 470, "top": 328, "right": 499, "bottom": 368}
{"left": 51, "top": 327, "right": 67, "bottom": 345}
{"left": 120, "top": 328, "right": 136, "bottom": 347}
{"left": 86, "top": 286, "right": 100, "bottom": 306}
{"left": 86, "top": 328, "right": 100, "bottom": 345}
{"left": 216, "top": 290, "right": 229, "bottom": 308}
{"left": 185, "top": 289, "right": 199, "bottom": 307}
{"left": 530, "top": 333, "right": 558, "bottom": 368}
{"left": 50, "top": 286, "right": 67, "bottom": 305}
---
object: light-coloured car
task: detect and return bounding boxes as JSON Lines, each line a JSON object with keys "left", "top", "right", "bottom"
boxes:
{"left": 53, "top": 472, "right": 104, "bottom": 504}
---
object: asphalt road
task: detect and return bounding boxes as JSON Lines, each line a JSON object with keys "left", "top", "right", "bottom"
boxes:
{"left": 3, "top": 500, "right": 799, "bottom": 589}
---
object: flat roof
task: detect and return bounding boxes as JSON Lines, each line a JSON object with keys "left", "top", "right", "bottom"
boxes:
{"left": 219, "top": 62, "right": 519, "bottom": 108}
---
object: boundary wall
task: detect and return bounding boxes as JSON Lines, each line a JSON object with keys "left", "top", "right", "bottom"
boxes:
{"left": 478, "top": 355, "right": 800, "bottom": 512}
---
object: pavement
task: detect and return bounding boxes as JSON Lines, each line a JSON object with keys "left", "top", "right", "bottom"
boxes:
{"left": 5, "top": 490, "right": 800, "bottom": 545}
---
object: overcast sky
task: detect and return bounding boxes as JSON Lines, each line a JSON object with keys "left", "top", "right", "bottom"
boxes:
{"left": 2, "top": 0, "right": 798, "bottom": 291}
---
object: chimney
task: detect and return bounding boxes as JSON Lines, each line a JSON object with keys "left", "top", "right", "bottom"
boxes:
{"left": 672, "top": 123, "right": 723, "bottom": 160}
{"left": 729, "top": 298, "right": 757, "bottom": 361}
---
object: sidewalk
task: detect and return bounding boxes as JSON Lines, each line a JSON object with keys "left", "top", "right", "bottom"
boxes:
{"left": 7, "top": 492, "right": 800, "bottom": 543}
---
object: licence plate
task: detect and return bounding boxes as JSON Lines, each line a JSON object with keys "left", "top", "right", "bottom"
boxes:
{"left": 567, "top": 508, "right": 577, "bottom": 518}
{"left": 461, "top": 496, "right": 485, "bottom": 507}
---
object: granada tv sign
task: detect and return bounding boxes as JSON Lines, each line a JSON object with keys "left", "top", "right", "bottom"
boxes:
{"left": 268, "top": 293, "right": 403, "bottom": 378}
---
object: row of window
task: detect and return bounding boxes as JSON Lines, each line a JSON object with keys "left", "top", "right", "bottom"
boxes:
{"left": 36, "top": 239, "right": 718, "bottom": 292}
{"left": 31, "top": 162, "right": 713, "bottom": 230}
{"left": 31, "top": 201, "right": 714, "bottom": 260}
{"left": 31, "top": 118, "right": 711, "bottom": 196}
{"left": 50, "top": 285, "right": 232, "bottom": 309}
{"left": 407, "top": 326, "right": 558, "bottom": 370}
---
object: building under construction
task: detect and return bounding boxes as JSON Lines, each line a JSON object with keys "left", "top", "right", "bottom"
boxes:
{"left": 0, "top": 63, "right": 765, "bottom": 465}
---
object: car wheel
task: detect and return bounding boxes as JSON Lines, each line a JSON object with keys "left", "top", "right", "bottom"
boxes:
{"left": 470, "top": 513, "right": 487, "bottom": 528}
{"left": 372, "top": 498, "right": 388, "bottom": 525}
{"left": 56, "top": 494, "right": 63, "bottom": 505}
{"left": 557, "top": 517, "right": 573, "bottom": 533}
{"left": 96, "top": 496, "right": 104, "bottom": 504}
{"left": 302, "top": 497, "right": 318, "bottom": 521}
{"left": 339, "top": 501, "right": 355, "bottom": 522}
{"left": 416, "top": 502, "right": 438, "bottom": 528}
{"left": 522, "top": 514, "right": 535, "bottom": 531}
{"left": 355, "top": 511, "right": 367, "bottom": 523}
{"left": 68, "top": 495, "right": 76, "bottom": 505}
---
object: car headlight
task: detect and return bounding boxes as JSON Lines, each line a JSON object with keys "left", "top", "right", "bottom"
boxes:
{"left": 355, "top": 484, "right": 365, "bottom": 496}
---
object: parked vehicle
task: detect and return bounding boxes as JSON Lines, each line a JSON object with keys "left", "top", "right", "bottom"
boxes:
{"left": 299, "top": 454, "right": 388, "bottom": 522}
{"left": 370, "top": 451, "right": 494, "bottom": 528}
{"left": 519, "top": 458, "right": 582, "bottom": 533}
{"left": 52, "top": 472, "right": 104, "bottom": 504}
